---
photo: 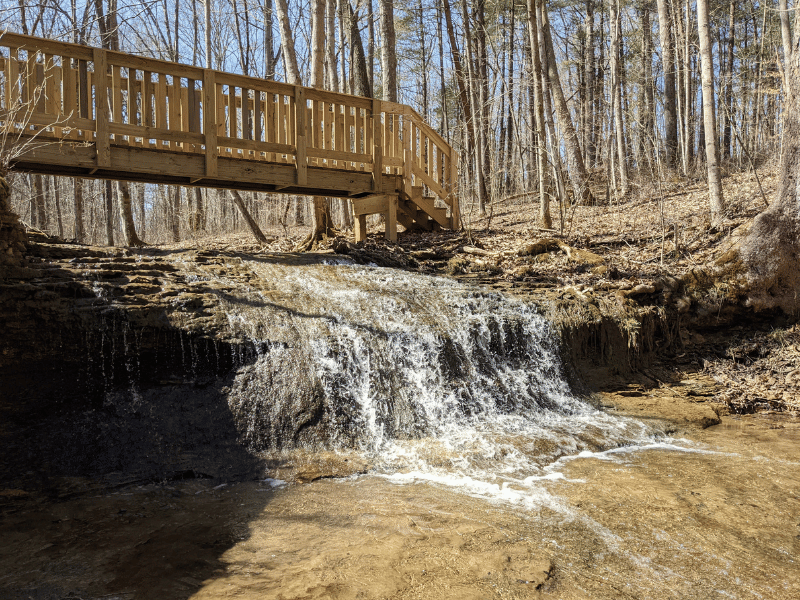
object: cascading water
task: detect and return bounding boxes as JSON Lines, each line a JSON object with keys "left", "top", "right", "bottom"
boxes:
{"left": 216, "top": 257, "right": 666, "bottom": 498}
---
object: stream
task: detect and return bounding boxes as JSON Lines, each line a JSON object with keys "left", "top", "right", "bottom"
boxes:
{"left": 2, "top": 257, "right": 799, "bottom": 598}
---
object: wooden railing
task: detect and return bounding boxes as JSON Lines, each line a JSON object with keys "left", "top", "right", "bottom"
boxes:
{"left": 0, "top": 31, "right": 459, "bottom": 226}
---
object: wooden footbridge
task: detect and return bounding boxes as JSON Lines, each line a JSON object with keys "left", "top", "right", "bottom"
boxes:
{"left": 0, "top": 32, "right": 459, "bottom": 242}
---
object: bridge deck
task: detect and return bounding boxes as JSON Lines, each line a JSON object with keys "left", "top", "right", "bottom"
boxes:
{"left": 0, "top": 32, "right": 459, "bottom": 241}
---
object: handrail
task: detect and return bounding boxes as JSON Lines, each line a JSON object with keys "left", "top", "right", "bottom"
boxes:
{"left": 0, "top": 30, "right": 459, "bottom": 227}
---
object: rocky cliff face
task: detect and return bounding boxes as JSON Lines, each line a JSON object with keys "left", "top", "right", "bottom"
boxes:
{"left": 0, "top": 177, "right": 27, "bottom": 274}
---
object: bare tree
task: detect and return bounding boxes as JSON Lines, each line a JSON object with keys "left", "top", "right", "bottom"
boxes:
{"left": 697, "top": 0, "right": 725, "bottom": 223}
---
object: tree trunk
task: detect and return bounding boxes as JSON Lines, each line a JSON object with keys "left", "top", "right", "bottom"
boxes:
{"left": 541, "top": 6, "right": 594, "bottom": 204}
{"left": 275, "top": 0, "right": 301, "bottom": 84}
{"left": 326, "top": 0, "right": 339, "bottom": 91}
{"left": 716, "top": 59, "right": 800, "bottom": 314}
{"left": 104, "top": 179, "right": 114, "bottom": 246}
{"left": 610, "top": 0, "right": 628, "bottom": 195}
{"left": 116, "top": 180, "right": 145, "bottom": 246}
{"left": 527, "top": 0, "right": 550, "bottom": 228}
{"left": 73, "top": 178, "right": 85, "bottom": 241}
{"left": 697, "top": 0, "right": 725, "bottom": 224}
{"left": 656, "top": 0, "right": 678, "bottom": 167}
{"left": 229, "top": 190, "right": 268, "bottom": 243}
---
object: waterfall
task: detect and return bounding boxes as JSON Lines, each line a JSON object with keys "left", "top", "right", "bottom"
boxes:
{"left": 219, "top": 258, "right": 659, "bottom": 486}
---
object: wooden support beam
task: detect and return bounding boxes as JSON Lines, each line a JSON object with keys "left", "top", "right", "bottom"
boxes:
{"left": 203, "top": 69, "right": 217, "bottom": 177}
{"left": 92, "top": 48, "right": 111, "bottom": 168}
{"left": 352, "top": 194, "right": 387, "bottom": 216}
{"left": 386, "top": 194, "right": 397, "bottom": 242}
{"left": 354, "top": 213, "right": 367, "bottom": 243}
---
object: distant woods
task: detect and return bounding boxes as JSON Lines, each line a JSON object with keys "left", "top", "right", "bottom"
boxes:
{"left": 1, "top": 0, "right": 794, "bottom": 243}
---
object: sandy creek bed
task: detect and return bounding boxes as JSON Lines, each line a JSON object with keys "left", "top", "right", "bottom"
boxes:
{"left": 2, "top": 413, "right": 798, "bottom": 600}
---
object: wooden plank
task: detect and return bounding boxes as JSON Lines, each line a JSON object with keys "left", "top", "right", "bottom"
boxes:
{"left": 108, "top": 121, "right": 204, "bottom": 144}
{"left": 412, "top": 164, "right": 445, "bottom": 200}
{"left": 203, "top": 69, "right": 217, "bottom": 178}
{"left": 277, "top": 93, "right": 286, "bottom": 156}
{"left": 92, "top": 48, "right": 110, "bottom": 168}
{"left": 0, "top": 32, "right": 93, "bottom": 61}
{"left": 215, "top": 135, "right": 293, "bottom": 156}
{"left": 215, "top": 71, "right": 295, "bottom": 96}
{"left": 104, "top": 50, "right": 202, "bottom": 80}
{"left": 402, "top": 111, "right": 412, "bottom": 197}
{"left": 304, "top": 86, "right": 372, "bottom": 109}
{"left": 306, "top": 147, "right": 371, "bottom": 163}
{"left": 242, "top": 87, "right": 252, "bottom": 141}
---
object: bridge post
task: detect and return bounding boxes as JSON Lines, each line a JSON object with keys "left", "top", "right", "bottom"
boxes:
{"left": 385, "top": 195, "right": 397, "bottom": 242}
{"left": 450, "top": 150, "right": 460, "bottom": 230}
{"left": 402, "top": 108, "right": 412, "bottom": 198}
{"left": 92, "top": 48, "right": 110, "bottom": 169}
{"left": 294, "top": 86, "right": 307, "bottom": 186}
{"left": 203, "top": 69, "right": 218, "bottom": 178}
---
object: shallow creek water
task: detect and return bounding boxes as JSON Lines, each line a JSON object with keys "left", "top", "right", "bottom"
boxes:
{"left": 2, "top": 259, "right": 799, "bottom": 598}
{"left": 2, "top": 415, "right": 798, "bottom": 599}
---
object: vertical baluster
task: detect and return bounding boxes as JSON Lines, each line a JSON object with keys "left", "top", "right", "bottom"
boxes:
{"left": 277, "top": 94, "right": 285, "bottom": 162}
{"left": 167, "top": 74, "right": 177, "bottom": 150}
{"left": 242, "top": 87, "right": 252, "bottom": 150}
{"left": 156, "top": 73, "right": 167, "bottom": 146}
{"left": 335, "top": 103, "right": 344, "bottom": 168}
{"left": 323, "top": 102, "right": 332, "bottom": 167}
{"left": 254, "top": 89, "right": 262, "bottom": 159}
{"left": 62, "top": 57, "right": 75, "bottom": 138}
{"left": 311, "top": 98, "right": 320, "bottom": 165}
{"left": 227, "top": 84, "right": 236, "bottom": 154}
{"left": 187, "top": 78, "right": 198, "bottom": 151}
{"left": 215, "top": 81, "right": 226, "bottom": 155}
{"left": 345, "top": 105, "right": 354, "bottom": 169}
{"left": 372, "top": 99, "right": 382, "bottom": 191}
{"left": 51, "top": 56, "right": 63, "bottom": 138}
{"left": 266, "top": 91, "right": 275, "bottom": 161}
{"left": 180, "top": 78, "right": 190, "bottom": 149}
